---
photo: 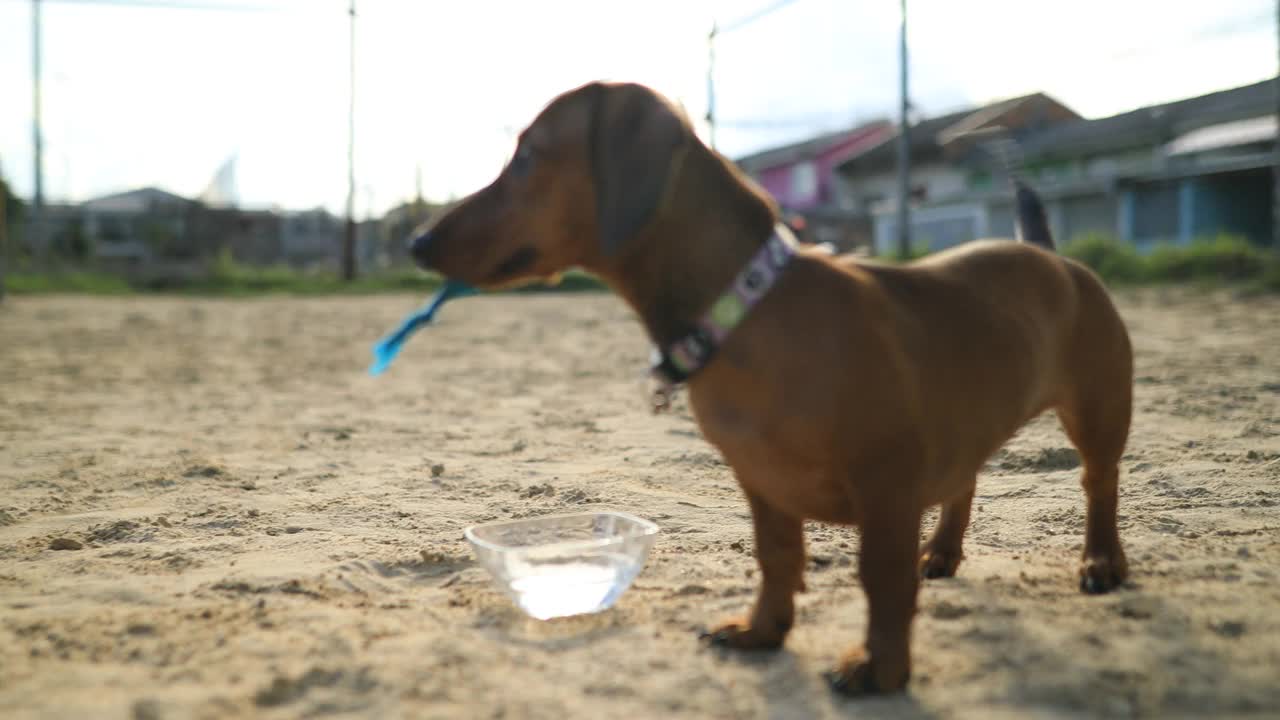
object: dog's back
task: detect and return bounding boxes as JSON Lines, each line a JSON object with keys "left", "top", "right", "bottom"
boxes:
{"left": 841, "top": 179, "right": 1063, "bottom": 300}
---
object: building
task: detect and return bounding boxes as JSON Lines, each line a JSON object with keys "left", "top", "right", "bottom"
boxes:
{"left": 830, "top": 92, "right": 1081, "bottom": 254}
{"left": 1014, "top": 79, "right": 1274, "bottom": 249}
{"left": 199, "top": 207, "right": 282, "bottom": 266}
{"left": 736, "top": 121, "right": 894, "bottom": 251}
{"left": 80, "top": 187, "right": 200, "bottom": 264}
{"left": 740, "top": 80, "right": 1275, "bottom": 255}
{"left": 279, "top": 208, "right": 343, "bottom": 267}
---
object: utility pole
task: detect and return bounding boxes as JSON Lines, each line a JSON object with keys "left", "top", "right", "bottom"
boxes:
{"left": 1, "top": 163, "right": 7, "bottom": 303}
{"left": 32, "top": 0, "right": 45, "bottom": 266}
{"left": 1273, "top": 0, "right": 1279, "bottom": 253}
{"left": 705, "top": 0, "right": 798, "bottom": 153}
{"left": 895, "top": 0, "right": 911, "bottom": 259}
{"left": 342, "top": 0, "right": 357, "bottom": 281}
{"left": 706, "top": 22, "right": 717, "bottom": 151}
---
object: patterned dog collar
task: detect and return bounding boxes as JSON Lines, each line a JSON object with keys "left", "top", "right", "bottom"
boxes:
{"left": 649, "top": 224, "right": 797, "bottom": 408}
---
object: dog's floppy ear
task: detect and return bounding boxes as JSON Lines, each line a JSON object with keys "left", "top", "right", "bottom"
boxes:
{"left": 590, "top": 83, "right": 687, "bottom": 256}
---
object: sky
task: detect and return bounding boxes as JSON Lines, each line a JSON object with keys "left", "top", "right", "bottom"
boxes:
{"left": 0, "top": 0, "right": 1275, "bottom": 218}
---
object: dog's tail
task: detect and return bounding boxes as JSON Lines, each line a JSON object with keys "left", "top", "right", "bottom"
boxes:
{"left": 964, "top": 128, "right": 1056, "bottom": 251}
{"left": 1013, "top": 179, "right": 1054, "bottom": 251}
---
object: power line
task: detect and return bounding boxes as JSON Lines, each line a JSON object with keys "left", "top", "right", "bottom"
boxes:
{"left": 2, "top": 0, "right": 316, "bottom": 11}
{"left": 717, "top": 114, "right": 857, "bottom": 130}
{"left": 722, "top": 9, "right": 1272, "bottom": 140}
{"left": 707, "top": 0, "right": 804, "bottom": 150}
{"left": 718, "top": 0, "right": 801, "bottom": 34}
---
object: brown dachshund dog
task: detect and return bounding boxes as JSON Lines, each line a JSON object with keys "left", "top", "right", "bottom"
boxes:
{"left": 410, "top": 82, "right": 1132, "bottom": 695}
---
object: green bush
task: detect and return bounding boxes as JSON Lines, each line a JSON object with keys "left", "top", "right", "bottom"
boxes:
{"left": 1061, "top": 233, "right": 1146, "bottom": 283}
{"left": 1144, "top": 235, "right": 1268, "bottom": 283}
{"left": 3, "top": 251, "right": 609, "bottom": 297}
{"left": 5, "top": 270, "right": 132, "bottom": 294}
{"left": 8, "top": 238, "right": 1276, "bottom": 296}
{"left": 155, "top": 248, "right": 446, "bottom": 295}
{"left": 1063, "top": 233, "right": 1278, "bottom": 289}
{"left": 882, "top": 244, "right": 933, "bottom": 263}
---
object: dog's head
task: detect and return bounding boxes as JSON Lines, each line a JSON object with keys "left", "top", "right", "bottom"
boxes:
{"left": 408, "top": 81, "right": 690, "bottom": 288}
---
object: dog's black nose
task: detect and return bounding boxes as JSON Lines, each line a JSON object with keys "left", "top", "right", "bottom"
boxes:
{"left": 408, "top": 228, "right": 435, "bottom": 267}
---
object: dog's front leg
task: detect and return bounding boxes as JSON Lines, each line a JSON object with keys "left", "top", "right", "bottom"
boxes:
{"left": 827, "top": 503, "right": 922, "bottom": 696}
{"left": 702, "top": 490, "right": 805, "bottom": 650}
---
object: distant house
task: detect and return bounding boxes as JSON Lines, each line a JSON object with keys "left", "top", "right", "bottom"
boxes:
{"left": 737, "top": 121, "right": 893, "bottom": 211}
{"left": 736, "top": 121, "right": 894, "bottom": 250}
{"left": 73, "top": 187, "right": 289, "bottom": 266}
{"left": 830, "top": 92, "right": 1082, "bottom": 254}
{"left": 82, "top": 187, "right": 193, "bottom": 216}
{"left": 1011, "top": 79, "right": 1275, "bottom": 249}
{"left": 37, "top": 185, "right": 439, "bottom": 273}
{"left": 198, "top": 207, "right": 282, "bottom": 265}
{"left": 784, "top": 81, "right": 1278, "bottom": 254}
{"left": 277, "top": 208, "right": 382, "bottom": 270}
{"left": 41, "top": 202, "right": 92, "bottom": 261}
{"left": 279, "top": 208, "right": 342, "bottom": 267}
{"left": 81, "top": 187, "right": 199, "bottom": 263}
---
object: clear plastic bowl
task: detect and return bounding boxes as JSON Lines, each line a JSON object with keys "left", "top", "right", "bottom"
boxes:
{"left": 464, "top": 510, "right": 660, "bottom": 620}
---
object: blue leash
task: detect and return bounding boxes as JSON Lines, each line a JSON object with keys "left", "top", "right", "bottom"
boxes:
{"left": 368, "top": 279, "right": 476, "bottom": 376}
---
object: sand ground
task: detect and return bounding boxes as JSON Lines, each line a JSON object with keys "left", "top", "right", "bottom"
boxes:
{"left": 1, "top": 288, "right": 1278, "bottom": 719}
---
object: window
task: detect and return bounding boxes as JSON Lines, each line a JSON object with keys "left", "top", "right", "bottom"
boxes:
{"left": 790, "top": 162, "right": 819, "bottom": 202}
{"left": 968, "top": 170, "right": 992, "bottom": 190}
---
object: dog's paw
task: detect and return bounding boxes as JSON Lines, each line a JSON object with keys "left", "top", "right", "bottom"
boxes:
{"left": 918, "top": 547, "right": 962, "bottom": 579}
{"left": 697, "top": 617, "right": 786, "bottom": 651}
{"left": 1079, "top": 550, "right": 1128, "bottom": 594}
{"left": 824, "top": 648, "right": 909, "bottom": 697}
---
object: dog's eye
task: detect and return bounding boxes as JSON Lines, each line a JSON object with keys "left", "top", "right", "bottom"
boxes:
{"left": 509, "top": 144, "right": 534, "bottom": 177}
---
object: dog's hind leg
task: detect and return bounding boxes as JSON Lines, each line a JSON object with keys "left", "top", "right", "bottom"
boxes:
{"left": 701, "top": 490, "right": 805, "bottom": 650}
{"left": 1056, "top": 272, "right": 1132, "bottom": 594}
{"left": 1057, "top": 396, "right": 1130, "bottom": 594}
{"left": 918, "top": 487, "right": 974, "bottom": 579}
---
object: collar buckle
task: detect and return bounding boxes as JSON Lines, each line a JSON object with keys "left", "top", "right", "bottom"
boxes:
{"left": 645, "top": 223, "right": 796, "bottom": 407}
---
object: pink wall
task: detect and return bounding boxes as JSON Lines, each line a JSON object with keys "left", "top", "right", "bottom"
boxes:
{"left": 756, "top": 165, "right": 797, "bottom": 205}
{"left": 751, "top": 124, "right": 891, "bottom": 210}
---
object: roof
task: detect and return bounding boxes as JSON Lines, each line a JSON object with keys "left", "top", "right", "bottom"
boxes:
{"left": 835, "top": 92, "right": 1080, "bottom": 173}
{"left": 282, "top": 207, "right": 337, "bottom": 220}
{"left": 1166, "top": 115, "right": 1277, "bottom": 156}
{"left": 83, "top": 187, "right": 194, "bottom": 213}
{"left": 1020, "top": 79, "right": 1274, "bottom": 160}
{"left": 936, "top": 99, "right": 1024, "bottom": 146}
{"left": 735, "top": 120, "right": 892, "bottom": 172}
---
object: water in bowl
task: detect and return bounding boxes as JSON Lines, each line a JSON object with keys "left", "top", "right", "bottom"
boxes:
{"left": 465, "top": 511, "right": 658, "bottom": 620}
{"left": 506, "top": 552, "right": 639, "bottom": 620}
